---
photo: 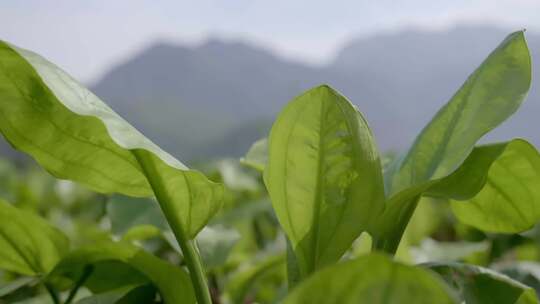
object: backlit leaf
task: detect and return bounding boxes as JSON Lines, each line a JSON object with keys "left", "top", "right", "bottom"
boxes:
{"left": 0, "top": 41, "right": 223, "bottom": 238}
{"left": 264, "top": 85, "right": 385, "bottom": 277}
{"left": 0, "top": 199, "right": 68, "bottom": 276}
{"left": 284, "top": 253, "right": 457, "bottom": 304}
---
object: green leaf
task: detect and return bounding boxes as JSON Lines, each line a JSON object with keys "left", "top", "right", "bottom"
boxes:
{"left": 411, "top": 239, "right": 489, "bottom": 263}
{"left": 451, "top": 140, "right": 540, "bottom": 233}
{"left": 498, "top": 262, "right": 540, "bottom": 297}
{"left": 122, "top": 225, "right": 162, "bottom": 242}
{"left": 283, "top": 253, "right": 457, "bottom": 304}
{"left": 0, "top": 199, "right": 69, "bottom": 276}
{"left": 386, "top": 30, "right": 531, "bottom": 195}
{"left": 0, "top": 277, "right": 38, "bottom": 297}
{"left": 225, "top": 254, "right": 285, "bottom": 304}
{"left": 196, "top": 225, "right": 240, "bottom": 269}
{"left": 427, "top": 262, "right": 539, "bottom": 304}
{"left": 376, "top": 138, "right": 540, "bottom": 252}
{"left": 48, "top": 241, "right": 195, "bottom": 304}
{"left": 76, "top": 285, "right": 156, "bottom": 304}
{"left": 217, "top": 159, "right": 260, "bottom": 192}
{"left": 107, "top": 195, "right": 240, "bottom": 268}
{"left": 107, "top": 195, "right": 168, "bottom": 235}
{"left": 375, "top": 31, "right": 532, "bottom": 253}
{"left": 264, "top": 85, "right": 385, "bottom": 277}
{"left": 241, "top": 138, "right": 268, "bottom": 172}
{"left": 0, "top": 41, "right": 223, "bottom": 238}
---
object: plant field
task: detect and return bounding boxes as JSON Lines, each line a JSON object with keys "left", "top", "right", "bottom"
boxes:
{"left": 0, "top": 30, "right": 538, "bottom": 304}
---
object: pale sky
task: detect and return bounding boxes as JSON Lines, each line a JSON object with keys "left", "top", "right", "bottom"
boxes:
{"left": 1, "top": 0, "right": 539, "bottom": 83}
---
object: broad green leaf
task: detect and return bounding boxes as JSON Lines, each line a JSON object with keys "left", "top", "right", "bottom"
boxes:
{"left": 451, "top": 140, "right": 540, "bottom": 233}
{"left": 387, "top": 31, "right": 531, "bottom": 195}
{"left": 241, "top": 138, "right": 268, "bottom": 172}
{"left": 376, "top": 31, "right": 531, "bottom": 252}
{"left": 0, "top": 199, "right": 68, "bottom": 275}
{"left": 264, "top": 85, "right": 385, "bottom": 276}
{"left": 0, "top": 41, "right": 223, "bottom": 238}
{"left": 283, "top": 253, "right": 457, "bottom": 304}
{"left": 375, "top": 140, "right": 510, "bottom": 252}
{"left": 48, "top": 241, "right": 195, "bottom": 304}
{"left": 427, "top": 262, "right": 539, "bottom": 304}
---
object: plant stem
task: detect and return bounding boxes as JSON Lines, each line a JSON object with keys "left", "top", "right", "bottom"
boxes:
{"left": 44, "top": 283, "right": 61, "bottom": 304}
{"left": 132, "top": 151, "right": 213, "bottom": 304}
{"left": 160, "top": 203, "right": 212, "bottom": 303}
{"left": 180, "top": 238, "right": 213, "bottom": 304}
{"left": 64, "top": 265, "right": 94, "bottom": 304}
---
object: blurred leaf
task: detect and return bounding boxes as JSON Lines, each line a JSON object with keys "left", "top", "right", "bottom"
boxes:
{"left": 11, "top": 294, "right": 52, "bottom": 304}
{"left": 107, "top": 195, "right": 168, "bottom": 235}
{"left": 428, "top": 262, "right": 538, "bottom": 304}
{"left": 498, "top": 262, "right": 540, "bottom": 298}
{"left": 48, "top": 241, "right": 195, "bottom": 304}
{"left": 225, "top": 254, "right": 285, "bottom": 304}
{"left": 0, "top": 277, "right": 38, "bottom": 297}
{"left": 451, "top": 140, "right": 540, "bottom": 233}
{"left": 283, "top": 253, "right": 457, "bottom": 304}
{"left": 0, "top": 41, "right": 222, "bottom": 238}
{"left": 411, "top": 239, "right": 489, "bottom": 264}
{"left": 241, "top": 138, "right": 268, "bottom": 172}
{"left": 217, "top": 159, "right": 260, "bottom": 192}
{"left": 196, "top": 225, "right": 240, "bottom": 269}
{"left": 264, "top": 85, "right": 385, "bottom": 277}
{"left": 122, "top": 225, "right": 162, "bottom": 242}
{"left": 164, "top": 225, "right": 241, "bottom": 269}
{"left": 107, "top": 194, "right": 241, "bottom": 268}
{"left": 402, "top": 197, "right": 447, "bottom": 246}
{"left": 376, "top": 31, "right": 531, "bottom": 253}
{"left": 211, "top": 199, "right": 272, "bottom": 225}
{"left": 75, "top": 284, "right": 156, "bottom": 304}
{"left": 0, "top": 199, "right": 69, "bottom": 276}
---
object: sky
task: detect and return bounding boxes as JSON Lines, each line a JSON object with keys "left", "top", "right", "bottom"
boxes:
{"left": 1, "top": 0, "right": 539, "bottom": 83}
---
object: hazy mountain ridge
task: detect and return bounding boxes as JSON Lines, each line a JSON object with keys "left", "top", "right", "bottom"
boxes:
{"left": 88, "top": 26, "right": 540, "bottom": 162}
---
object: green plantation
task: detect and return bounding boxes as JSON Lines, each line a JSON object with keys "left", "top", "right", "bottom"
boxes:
{"left": 0, "top": 30, "right": 538, "bottom": 303}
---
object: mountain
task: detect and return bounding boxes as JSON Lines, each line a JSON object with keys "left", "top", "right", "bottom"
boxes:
{"left": 84, "top": 26, "right": 540, "bottom": 162}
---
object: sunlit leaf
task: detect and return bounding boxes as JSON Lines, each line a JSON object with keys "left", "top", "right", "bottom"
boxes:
{"left": 0, "top": 41, "right": 223, "bottom": 238}
{"left": 375, "top": 31, "right": 532, "bottom": 252}
{"left": 0, "top": 199, "right": 68, "bottom": 276}
{"left": 264, "top": 85, "right": 385, "bottom": 277}
{"left": 284, "top": 253, "right": 457, "bottom": 304}
{"left": 451, "top": 140, "right": 540, "bottom": 233}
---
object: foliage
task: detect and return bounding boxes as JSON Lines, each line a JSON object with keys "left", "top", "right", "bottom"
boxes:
{"left": 0, "top": 30, "right": 538, "bottom": 304}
